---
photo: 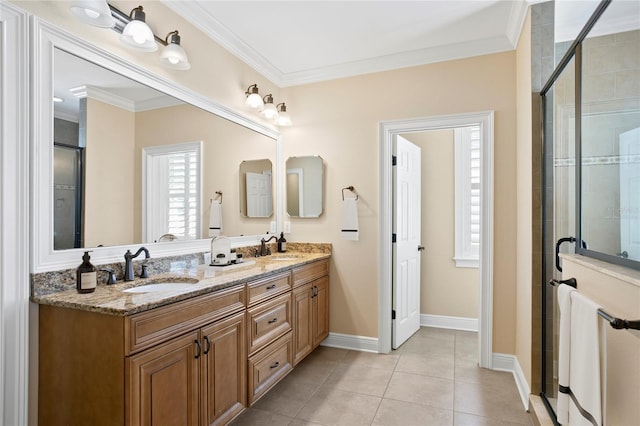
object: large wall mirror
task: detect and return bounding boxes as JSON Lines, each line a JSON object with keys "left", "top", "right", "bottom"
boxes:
{"left": 33, "top": 18, "right": 280, "bottom": 272}
{"left": 286, "top": 156, "right": 324, "bottom": 218}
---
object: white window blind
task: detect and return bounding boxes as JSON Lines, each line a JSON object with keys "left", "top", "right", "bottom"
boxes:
{"left": 167, "top": 151, "right": 197, "bottom": 238}
{"left": 143, "top": 142, "right": 202, "bottom": 243}
{"left": 454, "top": 126, "right": 480, "bottom": 268}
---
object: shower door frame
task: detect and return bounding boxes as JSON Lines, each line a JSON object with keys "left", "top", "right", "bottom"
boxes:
{"left": 539, "top": 0, "right": 614, "bottom": 422}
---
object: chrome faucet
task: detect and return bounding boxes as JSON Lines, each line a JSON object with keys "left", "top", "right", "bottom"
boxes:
{"left": 259, "top": 236, "right": 277, "bottom": 256}
{"left": 124, "top": 247, "right": 150, "bottom": 281}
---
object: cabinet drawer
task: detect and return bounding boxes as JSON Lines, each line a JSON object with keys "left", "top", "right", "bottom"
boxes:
{"left": 247, "top": 292, "right": 291, "bottom": 355}
{"left": 292, "top": 259, "right": 329, "bottom": 287}
{"left": 125, "top": 284, "right": 246, "bottom": 355}
{"left": 247, "top": 332, "right": 293, "bottom": 405}
{"left": 247, "top": 272, "right": 291, "bottom": 307}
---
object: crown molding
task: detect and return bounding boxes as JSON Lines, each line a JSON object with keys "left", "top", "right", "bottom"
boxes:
{"left": 69, "top": 84, "right": 183, "bottom": 112}
{"left": 506, "top": 0, "right": 530, "bottom": 48}
{"left": 277, "top": 35, "right": 515, "bottom": 87}
{"left": 163, "top": 0, "right": 531, "bottom": 88}
{"left": 161, "top": 0, "right": 284, "bottom": 85}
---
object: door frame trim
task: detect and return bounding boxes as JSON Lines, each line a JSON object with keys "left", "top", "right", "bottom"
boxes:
{"left": 378, "top": 111, "right": 494, "bottom": 368}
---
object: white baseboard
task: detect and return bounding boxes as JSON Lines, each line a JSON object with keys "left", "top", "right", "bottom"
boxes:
{"left": 420, "top": 314, "right": 478, "bottom": 332}
{"left": 492, "top": 353, "right": 531, "bottom": 411}
{"left": 320, "top": 332, "right": 379, "bottom": 353}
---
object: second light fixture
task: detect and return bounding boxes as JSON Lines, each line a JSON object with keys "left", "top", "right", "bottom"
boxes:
{"left": 244, "top": 84, "right": 292, "bottom": 126}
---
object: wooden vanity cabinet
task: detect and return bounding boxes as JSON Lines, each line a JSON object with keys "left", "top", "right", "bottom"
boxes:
{"left": 39, "top": 257, "right": 330, "bottom": 425}
{"left": 39, "top": 284, "right": 247, "bottom": 426}
{"left": 292, "top": 260, "right": 330, "bottom": 366}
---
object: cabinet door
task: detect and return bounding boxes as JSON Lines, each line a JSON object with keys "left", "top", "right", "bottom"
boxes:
{"left": 200, "top": 311, "right": 247, "bottom": 426}
{"left": 313, "top": 277, "right": 330, "bottom": 346}
{"left": 127, "top": 331, "right": 200, "bottom": 426}
{"left": 292, "top": 282, "right": 313, "bottom": 365}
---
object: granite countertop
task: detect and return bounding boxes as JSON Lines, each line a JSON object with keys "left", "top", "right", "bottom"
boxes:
{"left": 31, "top": 252, "right": 330, "bottom": 316}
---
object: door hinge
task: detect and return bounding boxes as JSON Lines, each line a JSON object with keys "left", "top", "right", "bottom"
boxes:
{"left": 392, "top": 233, "right": 396, "bottom": 243}
{"left": 392, "top": 155, "right": 397, "bottom": 166}
{"left": 391, "top": 310, "right": 396, "bottom": 320}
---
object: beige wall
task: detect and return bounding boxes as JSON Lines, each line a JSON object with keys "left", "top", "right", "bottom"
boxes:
{"left": 562, "top": 256, "right": 640, "bottom": 424}
{"left": 84, "top": 98, "right": 135, "bottom": 247}
{"left": 280, "top": 51, "right": 518, "bottom": 348}
{"left": 402, "top": 130, "right": 479, "bottom": 319}
{"left": 134, "top": 104, "right": 276, "bottom": 241}
{"left": 515, "top": 12, "right": 533, "bottom": 389}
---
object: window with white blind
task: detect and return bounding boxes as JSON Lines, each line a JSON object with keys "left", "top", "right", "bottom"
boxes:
{"left": 142, "top": 142, "right": 202, "bottom": 243}
{"left": 454, "top": 126, "right": 480, "bottom": 268}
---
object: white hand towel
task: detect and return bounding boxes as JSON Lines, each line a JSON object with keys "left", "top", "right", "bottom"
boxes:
{"left": 209, "top": 200, "right": 222, "bottom": 237}
{"left": 567, "top": 291, "right": 604, "bottom": 426}
{"left": 557, "top": 283, "right": 576, "bottom": 425}
{"left": 341, "top": 198, "right": 359, "bottom": 240}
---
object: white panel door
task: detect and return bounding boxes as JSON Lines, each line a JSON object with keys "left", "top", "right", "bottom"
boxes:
{"left": 246, "top": 172, "right": 272, "bottom": 217}
{"left": 620, "top": 127, "right": 640, "bottom": 260}
{"left": 393, "top": 135, "right": 422, "bottom": 349}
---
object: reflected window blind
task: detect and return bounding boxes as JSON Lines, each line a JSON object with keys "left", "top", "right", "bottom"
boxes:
{"left": 167, "top": 151, "right": 197, "bottom": 238}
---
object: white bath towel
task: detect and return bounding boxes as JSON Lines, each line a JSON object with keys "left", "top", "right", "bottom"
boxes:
{"left": 557, "top": 283, "right": 575, "bottom": 425}
{"left": 558, "top": 286, "right": 605, "bottom": 426}
{"left": 341, "top": 198, "right": 359, "bottom": 241}
{"left": 209, "top": 200, "right": 222, "bottom": 237}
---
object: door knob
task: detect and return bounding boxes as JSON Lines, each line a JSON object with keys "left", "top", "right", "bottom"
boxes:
{"left": 418, "top": 245, "right": 425, "bottom": 251}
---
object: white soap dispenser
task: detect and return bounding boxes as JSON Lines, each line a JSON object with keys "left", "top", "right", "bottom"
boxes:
{"left": 210, "top": 235, "right": 231, "bottom": 266}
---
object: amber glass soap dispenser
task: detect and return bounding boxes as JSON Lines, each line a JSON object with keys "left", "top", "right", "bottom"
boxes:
{"left": 277, "top": 232, "right": 287, "bottom": 253}
{"left": 76, "top": 251, "right": 97, "bottom": 293}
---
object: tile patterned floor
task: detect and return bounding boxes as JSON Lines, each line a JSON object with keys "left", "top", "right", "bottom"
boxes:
{"left": 232, "top": 327, "right": 533, "bottom": 426}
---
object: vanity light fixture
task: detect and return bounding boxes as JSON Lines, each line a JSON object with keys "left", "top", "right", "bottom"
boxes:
{"left": 275, "top": 103, "right": 292, "bottom": 126}
{"left": 69, "top": 0, "right": 115, "bottom": 28}
{"left": 119, "top": 6, "right": 158, "bottom": 52}
{"left": 245, "top": 84, "right": 264, "bottom": 109}
{"left": 160, "top": 31, "right": 191, "bottom": 70}
{"left": 261, "top": 94, "right": 278, "bottom": 120}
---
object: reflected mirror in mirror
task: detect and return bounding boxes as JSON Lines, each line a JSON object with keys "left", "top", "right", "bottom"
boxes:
{"left": 286, "top": 156, "right": 324, "bottom": 218}
{"left": 239, "top": 159, "right": 273, "bottom": 218}
{"left": 579, "top": 2, "right": 640, "bottom": 264}
{"left": 53, "top": 48, "right": 276, "bottom": 250}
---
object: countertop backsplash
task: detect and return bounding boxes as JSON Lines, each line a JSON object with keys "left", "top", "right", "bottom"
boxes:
{"left": 31, "top": 242, "right": 332, "bottom": 298}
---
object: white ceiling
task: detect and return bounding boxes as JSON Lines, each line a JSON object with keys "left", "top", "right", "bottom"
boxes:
{"left": 163, "top": 0, "right": 533, "bottom": 87}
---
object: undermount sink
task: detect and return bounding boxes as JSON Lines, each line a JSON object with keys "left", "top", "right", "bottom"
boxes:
{"left": 123, "top": 278, "right": 199, "bottom": 294}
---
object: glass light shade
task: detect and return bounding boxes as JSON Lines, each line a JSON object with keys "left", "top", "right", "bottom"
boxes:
{"left": 245, "top": 93, "right": 264, "bottom": 109}
{"left": 275, "top": 111, "right": 292, "bottom": 126}
{"left": 120, "top": 20, "right": 158, "bottom": 52}
{"left": 69, "top": 0, "right": 115, "bottom": 28}
{"left": 261, "top": 103, "right": 278, "bottom": 120}
{"left": 160, "top": 43, "right": 191, "bottom": 70}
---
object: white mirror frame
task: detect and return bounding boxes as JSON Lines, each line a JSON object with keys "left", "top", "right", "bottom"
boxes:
{"left": 31, "top": 18, "right": 282, "bottom": 273}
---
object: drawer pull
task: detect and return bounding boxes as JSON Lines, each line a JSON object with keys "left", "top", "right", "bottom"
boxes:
{"left": 270, "top": 361, "right": 280, "bottom": 369}
{"left": 268, "top": 318, "right": 278, "bottom": 324}
{"left": 266, "top": 284, "right": 277, "bottom": 290}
